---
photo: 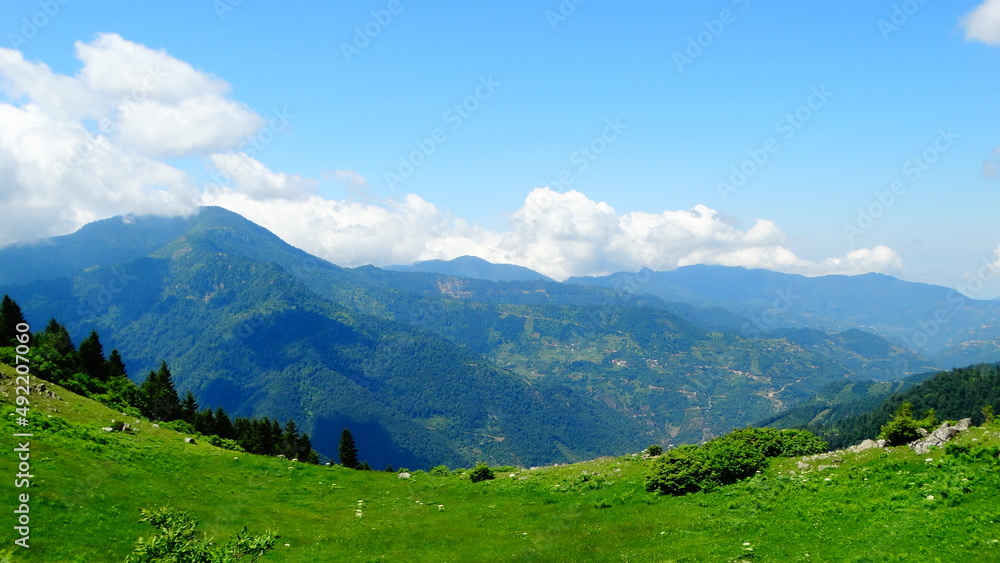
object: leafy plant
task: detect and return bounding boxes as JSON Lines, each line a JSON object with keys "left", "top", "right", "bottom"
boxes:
{"left": 469, "top": 462, "right": 495, "bottom": 483}
{"left": 123, "top": 506, "right": 276, "bottom": 563}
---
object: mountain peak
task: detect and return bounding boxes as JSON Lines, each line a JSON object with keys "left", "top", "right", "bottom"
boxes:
{"left": 385, "top": 256, "right": 554, "bottom": 283}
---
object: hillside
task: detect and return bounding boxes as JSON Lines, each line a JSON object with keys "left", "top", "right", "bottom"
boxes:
{"left": 568, "top": 265, "right": 1000, "bottom": 363}
{"left": 4, "top": 364, "right": 1000, "bottom": 561}
{"left": 766, "top": 362, "right": 1000, "bottom": 449}
{"left": 385, "top": 255, "right": 554, "bottom": 283}
{"left": 0, "top": 208, "right": 941, "bottom": 466}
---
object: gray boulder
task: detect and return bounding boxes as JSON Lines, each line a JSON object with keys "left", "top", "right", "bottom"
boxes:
{"left": 910, "top": 421, "right": 967, "bottom": 454}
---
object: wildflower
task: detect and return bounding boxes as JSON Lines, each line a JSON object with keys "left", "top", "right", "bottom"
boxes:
{"left": 438, "top": 505, "right": 444, "bottom": 511}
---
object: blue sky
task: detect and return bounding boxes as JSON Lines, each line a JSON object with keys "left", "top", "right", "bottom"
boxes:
{"left": 2, "top": 0, "right": 1000, "bottom": 297}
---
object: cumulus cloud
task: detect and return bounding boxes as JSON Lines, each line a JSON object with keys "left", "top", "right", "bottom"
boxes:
{"left": 0, "top": 34, "right": 905, "bottom": 282}
{"left": 201, "top": 185, "right": 904, "bottom": 281}
{"left": 207, "top": 153, "right": 315, "bottom": 201}
{"left": 963, "top": 0, "right": 1000, "bottom": 45}
{"left": 0, "top": 33, "right": 266, "bottom": 244}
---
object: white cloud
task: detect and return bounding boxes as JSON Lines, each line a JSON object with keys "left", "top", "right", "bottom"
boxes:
{"left": 0, "top": 34, "right": 905, "bottom": 283}
{"left": 207, "top": 153, "right": 315, "bottom": 200}
{"left": 200, "top": 185, "right": 904, "bottom": 281}
{"left": 0, "top": 34, "right": 264, "bottom": 245}
{"left": 963, "top": 0, "right": 1000, "bottom": 45}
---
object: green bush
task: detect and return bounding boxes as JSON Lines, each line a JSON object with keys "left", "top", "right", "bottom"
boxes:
{"left": 161, "top": 419, "right": 197, "bottom": 435}
{"left": 469, "top": 463, "right": 495, "bottom": 483}
{"left": 645, "top": 445, "right": 708, "bottom": 495}
{"left": 701, "top": 440, "right": 767, "bottom": 486}
{"left": 646, "top": 427, "right": 827, "bottom": 496}
{"left": 430, "top": 465, "right": 450, "bottom": 476}
{"left": 124, "top": 506, "right": 276, "bottom": 563}
{"left": 209, "top": 435, "right": 246, "bottom": 453}
{"left": 879, "top": 402, "right": 931, "bottom": 446}
{"left": 646, "top": 444, "right": 663, "bottom": 457}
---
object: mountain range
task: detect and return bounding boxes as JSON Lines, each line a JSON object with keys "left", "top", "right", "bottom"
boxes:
{"left": 1, "top": 206, "right": 994, "bottom": 468}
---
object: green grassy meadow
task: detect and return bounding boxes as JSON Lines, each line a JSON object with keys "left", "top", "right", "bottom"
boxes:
{"left": 2, "top": 363, "right": 1000, "bottom": 562}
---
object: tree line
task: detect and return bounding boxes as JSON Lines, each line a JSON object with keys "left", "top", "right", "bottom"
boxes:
{"left": 0, "top": 294, "right": 322, "bottom": 463}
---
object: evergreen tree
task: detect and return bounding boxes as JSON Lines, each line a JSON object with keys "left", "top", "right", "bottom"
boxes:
{"left": 196, "top": 408, "right": 217, "bottom": 436}
{"left": 34, "top": 319, "right": 78, "bottom": 383}
{"left": 180, "top": 391, "right": 198, "bottom": 424}
{"left": 298, "top": 433, "right": 319, "bottom": 464}
{"left": 214, "top": 407, "right": 235, "bottom": 440}
{"left": 281, "top": 420, "right": 300, "bottom": 459}
{"left": 106, "top": 349, "right": 128, "bottom": 379}
{"left": 41, "top": 318, "right": 75, "bottom": 355}
{"left": 0, "top": 295, "right": 27, "bottom": 347}
{"left": 78, "top": 330, "right": 109, "bottom": 382}
{"left": 338, "top": 428, "right": 359, "bottom": 469}
{"left": 140, "top": 361, "right": 182, "bottom": 421}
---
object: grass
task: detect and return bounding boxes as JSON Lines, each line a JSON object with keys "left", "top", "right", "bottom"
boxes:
{"left": 2, "top": 363, "right": 1000, "bottom": 561}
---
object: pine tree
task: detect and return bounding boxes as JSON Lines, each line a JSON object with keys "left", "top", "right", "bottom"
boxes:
{"left": 106, "top": 349, "right": 128, "bottom": 379}
{"left": 281, "top": 420, "right": 300, "bottom": 459}
{"left": 180, "top": 391, "right": 199, "bottom": 424}
{"left": 339, "top": 428, "right": 359, "bottom": 469}
{"left": 140, "top": 361, "right": 182, "bottom": 422}
{"left": 0, "top": 295, "right": 27, "bottom": 347}
{"left": 78, "top": 331, "right": 109, "bottom": 382}
{"left": 35, "top": 319, "right": 78, "bottom": 383}
{"left": 214, "top": 407, "right": 235, "bottom": 440}
{"left": 298, "top": 433, "right": 319, "bottom": 464}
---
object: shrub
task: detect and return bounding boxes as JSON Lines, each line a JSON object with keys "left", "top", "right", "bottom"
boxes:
{"left": 879, "top": 402, "right": 931, "bottom": 446}
{"left": 161, "top": 420, "right": 196, "bottom": 435}
{"left": 209, "top": 435, "right": 246, "bottom": 452}
{"left": 430, "top": 465, "right": 450, "bottom": 476}
{"left": 645, "top": 445, "right": 708, "bottom": 495}
{"left": 646, "top": 427, "right": 827, "bottom": 496}
{"left": 124, "top": 506, "right": 276, "bottom": 563}
{"left": 647, "top": 444, "right": 663, "bottom": 457}
{"left": 469, "top": 462, "right": 495, "bottom": 483}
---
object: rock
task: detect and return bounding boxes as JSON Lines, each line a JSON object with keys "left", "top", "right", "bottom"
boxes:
{"left": 848, "top": 439, "right": 879, "bottom": 453}
{"left": 101, "top": 427, "right": 114, "bottom": 432}
{"left": 183, "top": 437, "right": 196, "bottom": 444}
{"left": 876, "top": 439, "right": 887, "bottom": 448}
{"left": 398, "top": 472, "right": 411, "bottom": 479}
{"left": 151, "top": 423, "right": 160, "bottom": 428}
{"left": 955, "top": 418, "right": 972, "bottom": 431}
{"left": 796, "top": 461, "right": 811, "bottom": 470}
{"left": 910, "top": 421, "right": 967, "bottom": 454}
{"left": 916, "top": 428, "right": 929, "bottom": 437}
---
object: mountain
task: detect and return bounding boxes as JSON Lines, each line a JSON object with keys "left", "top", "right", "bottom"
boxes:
{"left": 567, "top": 265, "right": 1000, "bottom": 363}
{"left": 0, "top": 213, "right": 193, "bottom": 286}
{"left": 0, "top": 208, "right": 940, "bottom": 467}
{"left": 386, "top": 255, "right": 554, "bottom": 283}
